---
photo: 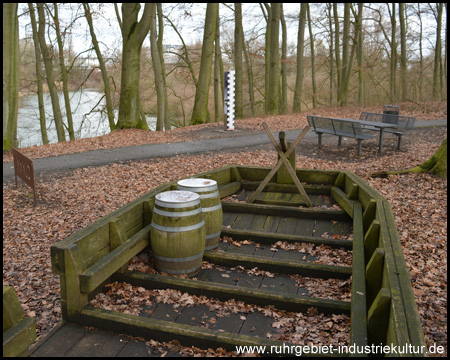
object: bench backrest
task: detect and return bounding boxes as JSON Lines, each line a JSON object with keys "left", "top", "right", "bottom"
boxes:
{"left": 333, "top": 119, "right": 364, "bottom": 135}
{"left": 308, "top": 116, "right": 364, "bottom": 136}
{"left": 359, "top": 112, "right": 416, "bottom": 131}
{"left": 309, "top": 116, "right": 334, "bottom": 132}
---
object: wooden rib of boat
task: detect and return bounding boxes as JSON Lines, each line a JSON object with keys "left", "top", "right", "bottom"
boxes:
{"left": 44, "top": 165, "right": 426, "bottom": 357}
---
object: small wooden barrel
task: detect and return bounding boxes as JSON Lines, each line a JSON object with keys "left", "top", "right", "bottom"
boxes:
{"left": 150, "top": 190, "right": 205, "bottom": 275}
{"left": 177, "top": 178, "right": 223, "bottom": 250}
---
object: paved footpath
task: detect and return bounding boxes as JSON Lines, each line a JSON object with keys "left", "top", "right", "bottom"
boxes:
{"left": 3, "top": 119, "right": 446, "bottom": 182}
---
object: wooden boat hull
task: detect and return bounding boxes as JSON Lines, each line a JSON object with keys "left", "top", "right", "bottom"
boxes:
{"left": 50, "top": 165, "right": 427, "bottom": 356}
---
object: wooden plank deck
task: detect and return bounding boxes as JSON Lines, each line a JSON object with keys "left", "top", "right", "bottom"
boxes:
{"left": 30, "top": 322, "right": 183, "bottom": 357}
{"left": 35, "top": 188, "right": 354, "bottom": 356}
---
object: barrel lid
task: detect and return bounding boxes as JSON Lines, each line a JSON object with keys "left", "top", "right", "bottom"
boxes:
{"left": 177, "top": 178, "right": 217, "bottom": 192}
{"left": 155, "top": 190, "right": 199, "bottom": 203}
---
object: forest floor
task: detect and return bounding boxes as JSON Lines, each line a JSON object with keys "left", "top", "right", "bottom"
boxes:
{"left": 3, "top": 102, "right": 447, "bottom": 356}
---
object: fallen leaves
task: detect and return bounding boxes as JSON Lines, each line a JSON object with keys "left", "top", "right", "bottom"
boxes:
{"left": 90, "top": 281, "right": 350, "bottom": 348}
{"left": 2, "top": 104, "right": 447, "bottom": 355}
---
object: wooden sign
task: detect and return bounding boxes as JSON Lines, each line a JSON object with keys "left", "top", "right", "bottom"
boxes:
{"left": 12, "top": 148, "right": 37, "bottom": 205}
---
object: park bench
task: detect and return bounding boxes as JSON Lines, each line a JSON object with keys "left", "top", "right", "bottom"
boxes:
{"left": 307, "top": 115, "right": 375, "bottom": 156}
{"left": 359, "top": 112, "right": 416, "bottom": 150}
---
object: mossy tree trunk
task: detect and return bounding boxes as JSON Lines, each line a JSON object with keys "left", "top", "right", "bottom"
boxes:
{"left": 190, "top": 3, "right": 218, "bottom": 125}
{"left": 371, "top": 138, "right": 447, "bottom": 179}
{"left": 116, "top": 3, "right": 152, "bottom": 130}
{"left": 266, "top": 3, "right": 280, "bottom": 115}
{"left": 3, "top": 3, "right": 20, "bottom": 150}
{"left": 279, "top": 4, "right": 288, "bottom": 114}
{"left": 234, "top": 3, "right": 243, "bottom": 120}
{"left": 292, "top": 4, "right": 307, "bottom": 113}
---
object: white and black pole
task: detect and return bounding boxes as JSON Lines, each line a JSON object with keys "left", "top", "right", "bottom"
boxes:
{"left": 224, "top": 70, "right": 235, "bottom": 131}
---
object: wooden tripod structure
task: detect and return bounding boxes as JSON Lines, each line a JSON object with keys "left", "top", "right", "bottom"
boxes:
{"left": 247, "top": 122, "right": 313, "bottom": 207}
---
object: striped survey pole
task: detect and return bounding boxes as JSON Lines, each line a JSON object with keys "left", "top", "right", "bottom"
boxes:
{"left": 224, "top": 70, "right": 235, "bottom": 131}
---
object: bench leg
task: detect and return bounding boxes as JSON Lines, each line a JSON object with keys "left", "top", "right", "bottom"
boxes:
{"left": 357, "top": 139, "right": 362, "bottom": 156}
{"left": 397, "top": 135, "right": 402, "bottom": 150}
{"left": 338, "top": 136, "right": 342, "bottom": 146}
{"left": 318, "top": 133, "right": 322, "bottom": 148}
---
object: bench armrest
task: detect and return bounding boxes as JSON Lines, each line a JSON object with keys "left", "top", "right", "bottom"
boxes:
{"left": 79, "top": 224, "right": 151, "bottom": 293}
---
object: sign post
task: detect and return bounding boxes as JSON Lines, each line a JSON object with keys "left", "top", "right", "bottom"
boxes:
{"left": 224, "top": 70, "right": 235, "bottom": 131}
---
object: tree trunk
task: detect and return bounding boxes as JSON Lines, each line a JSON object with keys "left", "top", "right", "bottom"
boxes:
{"left": 339, "top": 3, "right": 351, "bottom": 106}
{"left": 150, "top": 4, "right": 165, "bottom": 131}
{"left": 28, "top": 3, "right": 49, "bottom": 145}
{"left": 157, "top": 4, "right": 170, "bottom": 131}
{"left": 3, "top": 3, "right": 20, "bottom": 150}
{"left": 371, "top": 138, "right": 447, "bottom": 179}
{"left": 234, "top": 3, "right": 244, "bottom": 119}
{"left": 190, "top": 3, "right": 218, "bottom": 125}
{"left": 328, "top": 4, "right": 334, "bottom": 107}
{"left": 214, "top": 5, "right": 223, "bottom": 124}
{"left": 279, "top": 4, "right": 288, "bottom": 114}
{"left": 432, "top": 3, "right": 443, "bottom": 100}
{"left": 399, "top": 3, "right": 407, "bottom": 101}
{"left": 242, "top": 30, "right": 255, "bottom": 117}
{"left": 390, "top": 3, "right": 398, "bottom": 103}
{"left": 333, "top": 4, "right": 342, "bottom": 106}
{"left": 37, "top": 3, "right": 66, "bottom": 143}
{"left": 262, "top": 3, "right": 271, "bottom": 114}
{"left": 357, "top": 4, "right": 364, "bottom": 106}
{"left": 444, "top": 3, "right": 447, "bottom": 99}
{"left": 417, "top": 4, "right": 424, "bottom": 99}
{"left": 116, "top": 3, "right": 152, "bottom": 129}
{"left": 266, "top": 3, "right": 280, "bottom": 115}
{"left": 341, "top": 3, "right": 362, "bottom": 106}
{"left": 53, "top": 3, "right": 75, "bottom": 140}
{"left": 292, "top": 4, "right": 307, "bottom": 113}
{"left": 83, "top": 3, "right": 116, "bottom": 132}
{"left": 307, "top": 4, "right": 317, "bottom": 109}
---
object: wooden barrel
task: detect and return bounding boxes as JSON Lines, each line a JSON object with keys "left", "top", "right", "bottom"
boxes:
{"left": 177, "top": 178, "right": 223, "bottom": 250}
{"left": 150, "top": 190, "right": 205, "bottom": 275}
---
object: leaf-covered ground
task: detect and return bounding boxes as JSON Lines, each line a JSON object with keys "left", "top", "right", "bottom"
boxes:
{"left": 3, "top": 103, "right": 447, "bottom": 356}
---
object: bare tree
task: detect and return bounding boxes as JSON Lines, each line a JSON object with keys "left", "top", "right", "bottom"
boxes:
{"left": 52, "top": 3, "right": 75, "bottom": 140}
{"left": 37, "top": 3, "right": 66, "bottom": 142}
{"left": 83, "top": 3, "right": 116, "bottom": 132}
{"left": 292, "top": 4, "right": 307, "bottom": 113}
{"left": 27, "top": 3, "right": 48, "bottom": 145}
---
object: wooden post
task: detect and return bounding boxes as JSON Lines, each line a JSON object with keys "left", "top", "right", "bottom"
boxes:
{"left": 277, "top": 132, "right": 295, "bottom": 184}
{"left": 262, "top": 123, "right": 313, "bottom": 207}
{"left": 247, "top": 127, "right": 309, "bottom": 204}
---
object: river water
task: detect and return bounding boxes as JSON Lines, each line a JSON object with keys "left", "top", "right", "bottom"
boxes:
{"left": 17, "top": 89, "right": 157, "bottom": 148}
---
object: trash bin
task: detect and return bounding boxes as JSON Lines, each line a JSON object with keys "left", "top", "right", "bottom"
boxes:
{"left": 383, "top": 105, "right": 400, "bottom": 116}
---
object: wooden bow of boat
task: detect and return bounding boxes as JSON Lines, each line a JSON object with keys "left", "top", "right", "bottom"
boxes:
{"left": 45, "top": 165, "right": 426, "bottom": 357}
